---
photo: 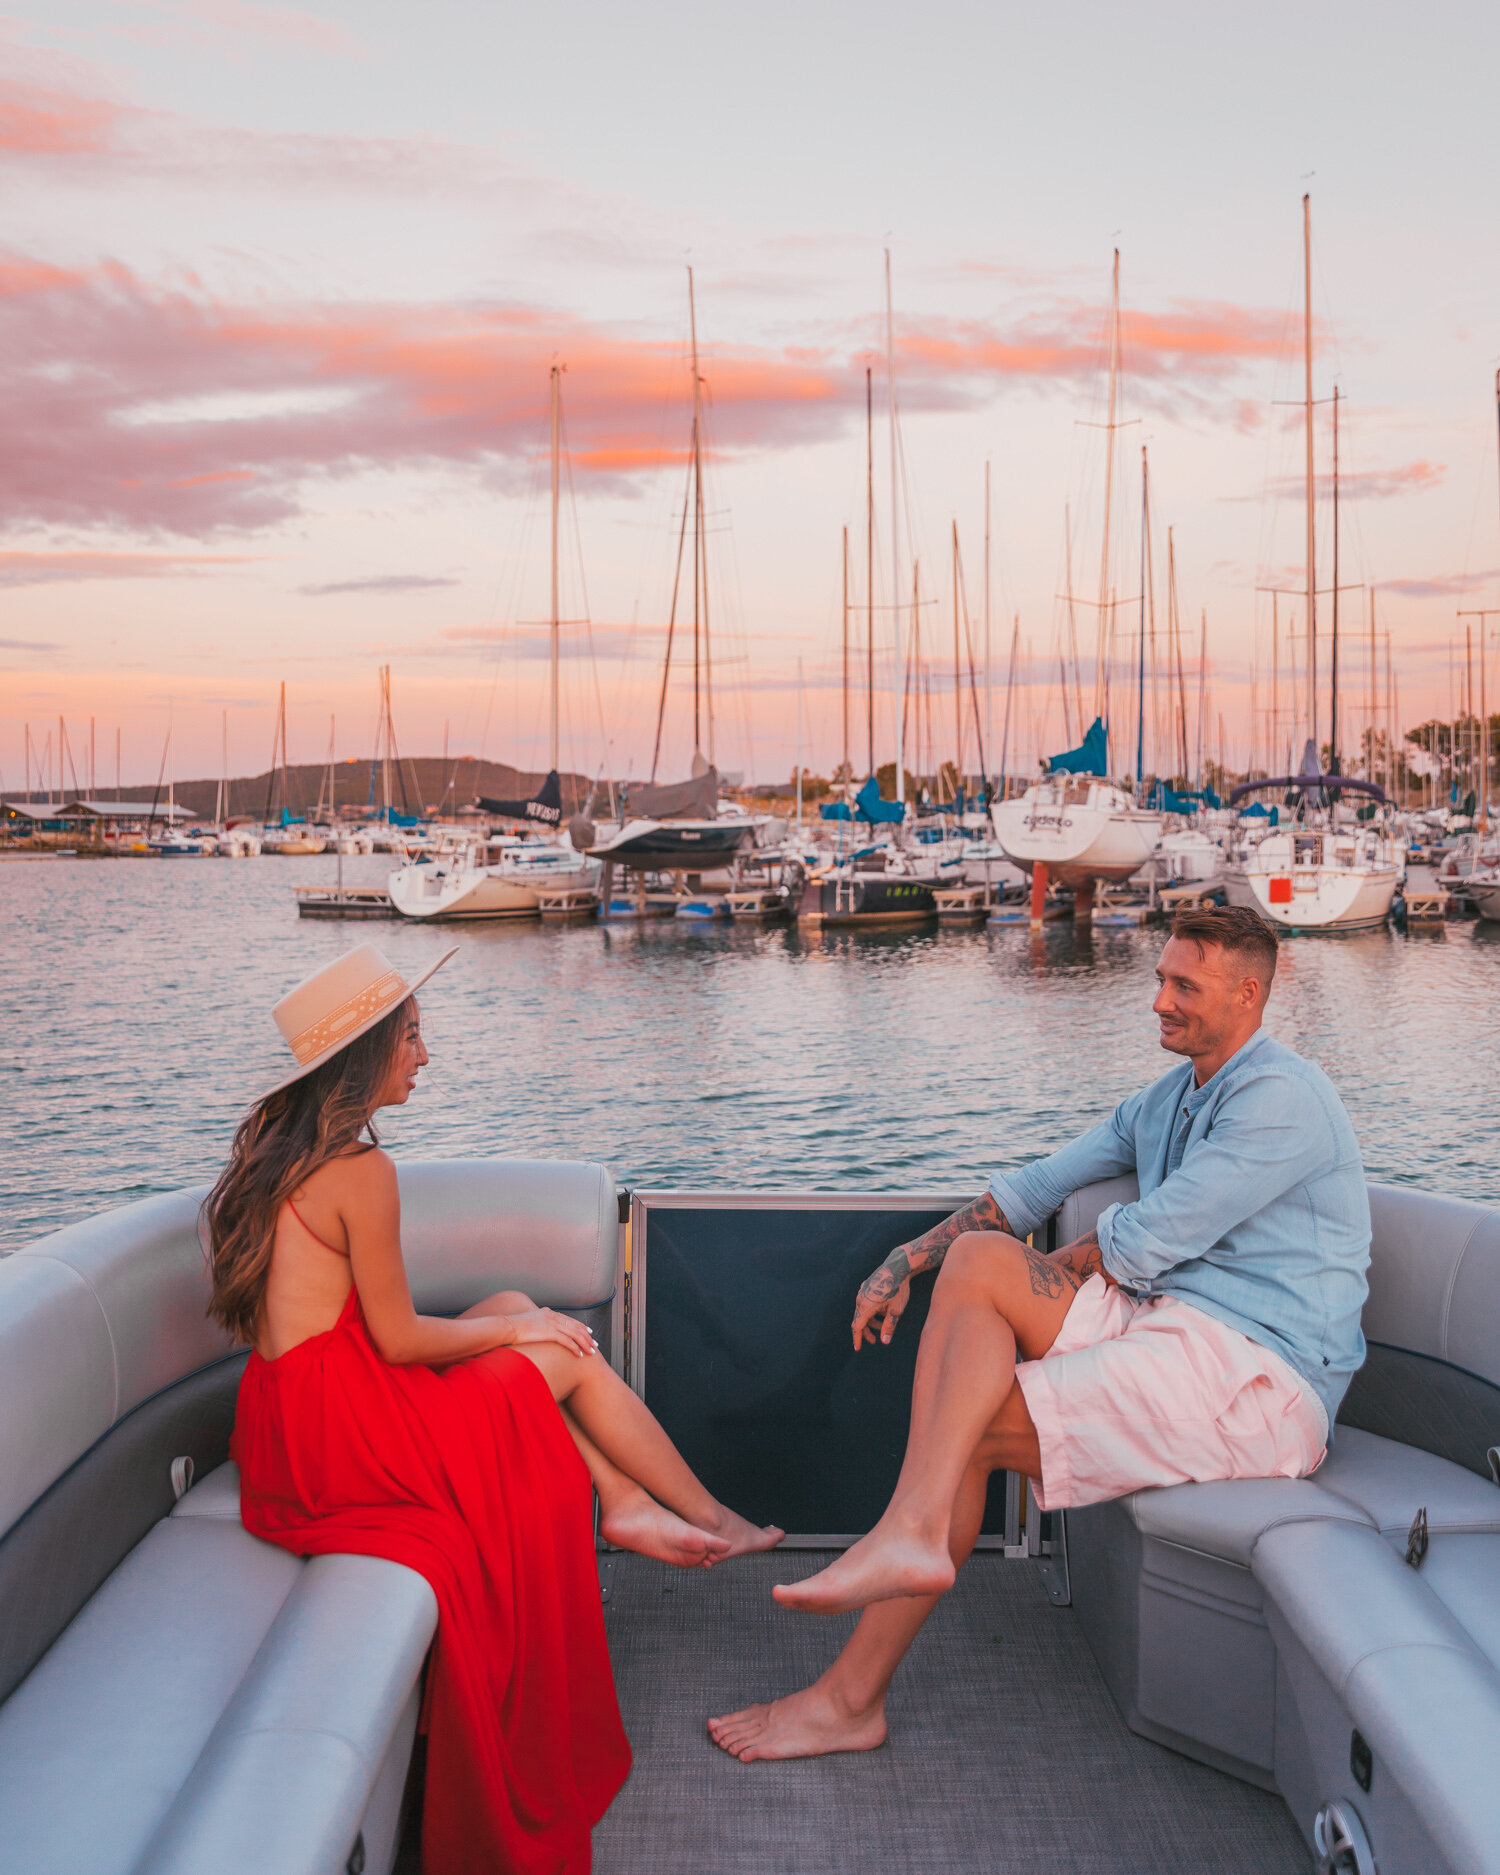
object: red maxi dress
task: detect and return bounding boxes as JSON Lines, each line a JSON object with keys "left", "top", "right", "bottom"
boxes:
{"left": 233, "top": 1208, "right": 631, "bottom": 1875}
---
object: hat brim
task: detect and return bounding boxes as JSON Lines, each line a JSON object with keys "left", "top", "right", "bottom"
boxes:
{"left": 260, "top": 944, "right": 459, "bottom": 1100}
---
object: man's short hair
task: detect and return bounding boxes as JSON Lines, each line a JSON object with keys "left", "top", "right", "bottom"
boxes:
{"left": 1170, "top": 903, "right": 1279, "bottom": 991}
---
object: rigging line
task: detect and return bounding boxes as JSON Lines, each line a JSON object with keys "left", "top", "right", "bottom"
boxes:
{"left": 650, "top": 441, "right": 696, "bottom": 782}
{"left": 558, "top": 399, "right": 611, "bottom": 773}
{"left": 954, "top": 531, "right": 989, "bottom": 786}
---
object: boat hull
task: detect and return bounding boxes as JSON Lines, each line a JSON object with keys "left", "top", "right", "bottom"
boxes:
{"left": 797, "top": 874, "right": 938, "bottom": 927}
{"left": 1224, "top": 857, "right": 1399, "bottom": 933}
{"left": 992, "top": 791, "right": 1160, "bottom": 887}
{"left": 587, "top": 818, "right": 753, "bottom": 868}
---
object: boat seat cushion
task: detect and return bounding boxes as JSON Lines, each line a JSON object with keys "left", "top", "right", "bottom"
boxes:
{"left": 1311, "top": 1425, "right": 1500, "bottom": 1545}
{"left": 0, "top": 1506, "right": 435, "bottom": 1875}
{"left": 1119, "top": 1474, "right": 1375, "bottom": 1569}
{"left": 1254, "top": 1516, "right": 1500, "bottom": 1875}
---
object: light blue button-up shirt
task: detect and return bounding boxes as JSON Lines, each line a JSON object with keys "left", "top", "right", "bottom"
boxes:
{"left": 989, "top": 1028, "right": 1370, "bottom": 1428}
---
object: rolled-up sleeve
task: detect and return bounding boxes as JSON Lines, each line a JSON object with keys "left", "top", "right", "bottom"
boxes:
{"left": 990, "top": 1099, "right": 1140, "bottom": 1240}
{"left": 1097, "top": 1072, "right": 1335, "bottom": 1286}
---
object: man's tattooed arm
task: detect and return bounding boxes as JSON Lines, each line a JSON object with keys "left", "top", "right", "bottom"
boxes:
{"left": 853, "top": 1192, "right": 1013, "bottom": 1346}
{"left": 880, "top": 1190, "right": 1012, "bottom": 1287}
{"left": 1048, "top": 1227, "right": 1113, "bottom": 1290}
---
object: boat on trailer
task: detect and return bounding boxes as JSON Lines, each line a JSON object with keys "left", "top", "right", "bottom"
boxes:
{"left": 5, "top": 1158, "right": 1497, "bottom": 1874}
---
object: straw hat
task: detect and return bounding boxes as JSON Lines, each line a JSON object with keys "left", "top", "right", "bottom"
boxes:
{"left": 265, "top": 941, "right": 458, "bottom": 1098}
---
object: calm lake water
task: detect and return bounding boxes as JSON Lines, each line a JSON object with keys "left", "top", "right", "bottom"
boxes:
{"left": 2, "top": 853, "right": 1497, "bottom": 1253}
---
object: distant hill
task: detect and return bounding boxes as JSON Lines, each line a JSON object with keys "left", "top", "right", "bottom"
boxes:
{"left": 123, "top": 759, "right": 596, "bottom": 822}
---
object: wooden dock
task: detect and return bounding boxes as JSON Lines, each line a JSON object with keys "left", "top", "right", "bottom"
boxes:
{"left": 1403, "top": 889, "right": 1450, "bottom": 929}
{"left": 293, "top": 885, "right": 398, "bottom": 920}
{"left": 534, "top": 886, "right": 600, "bottom": 921}
{"left": 933, "top": 885, "right": 990, "bottom": 923}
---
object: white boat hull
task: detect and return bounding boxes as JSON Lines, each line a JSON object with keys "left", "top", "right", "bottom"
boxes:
{"left": 992, "top": 783, "right": 1161, "bottom": 887}
{"left": 1223, "top": 829, "right": 1401, "bottom": 933}
{"left": 389, "top": 859, "right": 598, "bottom": 921}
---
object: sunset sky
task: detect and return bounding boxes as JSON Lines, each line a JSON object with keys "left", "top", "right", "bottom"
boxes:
{"left": 4, "top": 0, "right": 1500, "bottom": 796}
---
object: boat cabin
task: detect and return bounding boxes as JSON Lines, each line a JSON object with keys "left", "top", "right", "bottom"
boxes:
{"left": 2, "top": 1163, "right": 1498, "bottom": 1874}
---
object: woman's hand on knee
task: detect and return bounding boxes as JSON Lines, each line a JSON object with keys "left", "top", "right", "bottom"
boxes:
{"left": 498, "top": 1308, "right": 598, "bottom": 1359}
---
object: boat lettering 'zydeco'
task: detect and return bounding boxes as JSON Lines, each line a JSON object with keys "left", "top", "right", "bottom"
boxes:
{"left": 991, "top": 777, "right": 1161, "bottom": 887}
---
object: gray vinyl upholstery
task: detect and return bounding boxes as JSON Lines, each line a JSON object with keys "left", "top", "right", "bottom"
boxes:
{"left": 1053, "top": 1171, "right": 1500, "bottom": 1873}
{"left": 0, "top": 1157, "right": 619, "bottom": 1875}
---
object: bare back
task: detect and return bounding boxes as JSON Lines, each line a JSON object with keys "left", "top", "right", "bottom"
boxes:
{"left": 254, "top": 1154, "right": 363, "bottom": 1359}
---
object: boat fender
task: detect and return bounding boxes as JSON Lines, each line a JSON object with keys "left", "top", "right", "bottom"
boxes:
{"left": 170, "top": 1455, "right": 195, "bottom": 1501}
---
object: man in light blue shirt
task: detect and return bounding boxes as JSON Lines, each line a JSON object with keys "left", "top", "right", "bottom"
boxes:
{"left": 710, "top": 905, "right": 1370, "bottom": 1765}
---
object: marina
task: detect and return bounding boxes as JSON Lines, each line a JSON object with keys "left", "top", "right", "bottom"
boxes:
{"left": 6, "top": 6, "right": 1500, "bottom": 1869}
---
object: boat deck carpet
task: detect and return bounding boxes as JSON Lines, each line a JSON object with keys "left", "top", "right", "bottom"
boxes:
{"left": 591, "top": 1550, "right": 1311, "bottom": 1875}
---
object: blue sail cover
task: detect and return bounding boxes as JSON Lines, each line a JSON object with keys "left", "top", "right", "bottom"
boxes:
{"left": 855, "top": 775, "right": 905, "bottom": 823}
{"left": 819, "top": 800, "right": 853, "bottom": 821}
{"left": 1153, "top": 784, "right": 1221, "bottom": 815}
{"left": 1045, "top": 716, "right": 1107, "bottom": 776}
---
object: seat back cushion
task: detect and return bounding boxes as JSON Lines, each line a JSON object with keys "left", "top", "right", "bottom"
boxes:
{"left": 1050, "top": 1174, "right": 1139, "bottom": 1251}
{"left": 1341, "top": 1185, "right": 1500, "bottom": 1477}
{"left": 399, "top": 1159, "right": 617, "bottom": 1313}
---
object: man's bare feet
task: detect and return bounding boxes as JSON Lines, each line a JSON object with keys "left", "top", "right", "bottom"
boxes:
{"left": 707, "top": 1683, "right": 888, "bottom": 1762}
{"left": 771, "top": 1521, "right": 953, "bottom": 1613}
{"left": 703, "top": 1504, "right": 785, "bottom": 1559}
{"left": 600, "top": 1493, "right": 731, "bottom": 1569}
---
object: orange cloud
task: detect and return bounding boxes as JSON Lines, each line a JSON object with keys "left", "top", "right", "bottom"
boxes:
{"left": 0, "top": 252, "right": 1303, "bottom": 537}
{"left": 0, "top": 80, "right": 124, "bottom": 155}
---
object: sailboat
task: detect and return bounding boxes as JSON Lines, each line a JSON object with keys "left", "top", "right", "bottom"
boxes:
{"left": 578, "top": 272, "right": 754, "bottom": 876}
{"left": 991, "top": 255, "right": 1161, "bottom": 903}
{"left": 261, "top": 683, "right": 328, "bottom": 855}
{"left": 391, "top": 371, "right": 600, "bottom": 921}
{"left": 1221, "top": 198, "right": 1401, "bottom": 935}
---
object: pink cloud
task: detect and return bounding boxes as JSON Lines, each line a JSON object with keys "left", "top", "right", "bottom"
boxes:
{"left": 1377, "top": 568, "right": 1498, "bottom": 599}
{"left": 0, "top": 549, "right": 256, "bottom": 586}
{"left": 0, "top": 255, "right": 1306, "bottom": 538}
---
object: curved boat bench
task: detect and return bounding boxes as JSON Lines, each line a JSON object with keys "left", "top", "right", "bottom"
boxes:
{"left": 0, "top": 1159, "right": 619, "bottom": 1875}
{"left": 1050, "top": 1176, "right": 1500, "bottom": 1875}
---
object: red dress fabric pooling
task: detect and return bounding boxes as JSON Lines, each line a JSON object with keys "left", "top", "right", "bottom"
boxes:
{"left": 234, "top": 1283, "right": 631, "bottom": 1875}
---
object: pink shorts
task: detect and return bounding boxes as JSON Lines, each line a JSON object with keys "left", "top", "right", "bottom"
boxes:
{"left": 1013, "top": 1275, "right": 1328, "bottom": 1511}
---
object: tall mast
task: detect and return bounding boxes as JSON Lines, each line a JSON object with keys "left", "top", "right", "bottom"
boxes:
{"left": 689, "top": 267, "right": 704, "bottom": 767}
{"left": 1064, "top": 504, "right": 1084, "bottom": 739}
{"left": 998, "top": 613, "right": 1019, "bottom": 792}
{"left": 886, "top": 250, "right": 904, "bottom": 807}
{"left": 841, "top": 526, "right": 850, "bottom": 783}
{"left": 983, "top": 461, "right": 993, "bottom": 790}
{"left": 1136, "top": 447, "right": 1148, "bottom": 787}
{"left": 1196, "top": 610, "right": 1207, "bottom": 788}
{"left": 1169, "top": 527, "right": 1189, "bottom": 782}
{"left": 549, "top": 363, "right": 560, "bottom": 773}
{"left": 1303, "top": 193, "right": 1317, "bottom": 757}
{"left": 952, "top": 520, "right": 962, "bottom": 795}
{"left": 865, "top": 365, "right": 874, "bottom": 777}
{"left": 1095, "top": 250, "right": 1120, "bottom": 735}
{"left": 1368, "top": 585, "right": 1377, "bottom": 780}
{"left": 1331, "top": 384, "right": 1340, "bottom": 772}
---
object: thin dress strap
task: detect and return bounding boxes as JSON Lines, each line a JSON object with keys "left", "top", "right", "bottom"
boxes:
{"left": 285, "top": 1198, "right": 350, "bottom": 1259}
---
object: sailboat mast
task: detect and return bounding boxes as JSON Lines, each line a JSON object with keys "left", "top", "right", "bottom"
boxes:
{"left": 841, "top": 525, "right": 850, "bottom": 783}
{"left": 1136, "top": 447, "right": 1148, "bottom": 787}
{"left": 952, "top": 520, "right": 962, "bottom": 794}
{"left": 984, "top": 461, "right": 993, "bottom": 789}
{"left": 1096, "top": 250, "right": 1120, "bottom": 736}
{"left": 865, "top": 365, "right": 874, "bottom": 777}
{"left": 1303, "top": 193, "right": 1317, "bottom": 757}
{"left": 549, "top": 364, "right": 560, "bottom": 773}
{"left": 689, "top": 268, "right": 703, "bottom": 764}
{"left": 1331, "top": 384, "right": 1340, "bottom": 772}
{"left": 886, "top": 250, "right": 904, "bottom": 807}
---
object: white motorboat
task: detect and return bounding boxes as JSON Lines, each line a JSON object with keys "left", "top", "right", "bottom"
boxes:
{"left": 1222, "top": 824, "right": 1402, "bottom": 933}
{"left": 388, "top": 838, "right": 599, "bottom": 921}
{"left": 147, "top": 828, "right": 210, "bottom": 858}
{"left": 1466, "top": 870, "right": 1500, "bottom": 922}
{"left": 215, "top": 826, "right": 263, "bottom": 857}
{"left": 992, "top": 777, "right": 1161, "bottom": 887}
{"left": 1153, "top": 826, "right": 1223, "bottom": 884}
{"left": 333, "top": 827, "right": 375, "bottom": 856}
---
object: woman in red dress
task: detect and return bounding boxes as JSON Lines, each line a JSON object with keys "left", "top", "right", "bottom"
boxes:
{"left": 205, "top": 943, "right": 780, "bottom": 1875}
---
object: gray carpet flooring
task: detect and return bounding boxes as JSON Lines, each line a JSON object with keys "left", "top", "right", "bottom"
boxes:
{"left": 593, "top": 1551, "right": 1312, "bottom": 1875}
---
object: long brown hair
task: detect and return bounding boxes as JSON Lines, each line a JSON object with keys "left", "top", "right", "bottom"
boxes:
{"left": 204, "top": 996, "right": 414, "bottom": 1342}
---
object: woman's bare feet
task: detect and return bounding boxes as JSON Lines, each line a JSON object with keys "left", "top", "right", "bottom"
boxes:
{"left": 771, "top": 1520, "right": 953, "bottom": 1613}
{"left": 600, "top": 1492, "right": 731, "bottom": 1569}
{"left": 707, "top": 1684, "right": 888, "bottom": 1761}
{"left": 703, "top": 1504, "right": 785, "bottom": 1559}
